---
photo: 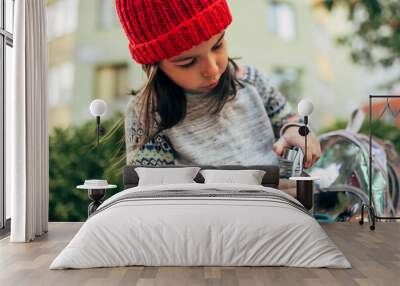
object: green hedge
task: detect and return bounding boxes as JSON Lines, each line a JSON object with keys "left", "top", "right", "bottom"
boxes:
{"left": 49, "top": 114, "right": 125, "bottom": 221}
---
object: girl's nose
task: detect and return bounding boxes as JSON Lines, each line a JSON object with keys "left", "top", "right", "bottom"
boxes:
{"left": 201, "top": 56, "right": 219, "bottom": 78}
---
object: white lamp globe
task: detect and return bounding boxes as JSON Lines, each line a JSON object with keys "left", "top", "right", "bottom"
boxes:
{"left": 89, "top": 99, "right": 107, "bottom": 117}
{"left": 298, "top": 99, "right": 314, "bottom": 116}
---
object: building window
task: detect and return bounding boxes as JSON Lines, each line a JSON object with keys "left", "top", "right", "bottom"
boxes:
{"left": 48, "top": 63, "right": 75, "bottom": 107}
{"left": 267, "top": 1, "right": 296, "bottom": 41}
{"left": 46, "top": 0, "right": 78, "bottom": 41}
{"left": 99, "top": 0, "right": 119, "bottom": 29}
{"left": 95, "top": 63, "right": 129, "bottom": 101}
{"left": 1, "top": 0, "right": 14, "bottom": 232}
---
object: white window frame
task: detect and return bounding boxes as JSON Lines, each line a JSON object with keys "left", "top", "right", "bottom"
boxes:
{"left": 1, "top": 0, "right": 14, "bottom": 234}
{"left": 267, "top": 1, "right": 296, "bottom": 41}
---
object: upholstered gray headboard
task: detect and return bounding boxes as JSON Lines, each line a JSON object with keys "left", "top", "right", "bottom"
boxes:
{"left": 123, "top": 165, "right": 280, "bottom": 189}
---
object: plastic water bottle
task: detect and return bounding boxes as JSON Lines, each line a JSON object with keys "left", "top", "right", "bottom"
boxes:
{"left": 279, "top": 147, "right": 304, "bottom": 178}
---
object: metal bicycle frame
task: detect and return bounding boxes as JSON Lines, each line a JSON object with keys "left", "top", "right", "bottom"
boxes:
{"left": 360, "top": 95, "right": 400, "bottom": 230}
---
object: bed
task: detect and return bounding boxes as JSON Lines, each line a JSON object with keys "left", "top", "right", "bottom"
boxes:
{"left": 50, "top": 165, "right": 351, "bottom": 269}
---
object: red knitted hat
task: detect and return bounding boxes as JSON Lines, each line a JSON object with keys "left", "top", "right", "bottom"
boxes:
{"left": 115, "top": 0, "right": 232, "bottom": 65}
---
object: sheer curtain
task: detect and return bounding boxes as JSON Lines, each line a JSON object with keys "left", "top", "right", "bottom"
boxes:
{"left": 7, "top": 0, "right": 49, "bottom": 242}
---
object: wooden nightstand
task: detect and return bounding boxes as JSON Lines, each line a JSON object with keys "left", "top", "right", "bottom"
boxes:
{"left": 289, "top": 176, "right": 319, "bottom": 211}
{"left": 77, "top": 180, "right": 117, "bottom": 216}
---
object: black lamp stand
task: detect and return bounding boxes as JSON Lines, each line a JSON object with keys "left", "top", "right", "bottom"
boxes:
{"left": 298, "top": 115, "right": 310, "bottom": 167}
{"left": 293, "top": 116, "right": 316, "bottom": 212}
{"left": 95, "top": 116, "right": 106, "bottom": 159}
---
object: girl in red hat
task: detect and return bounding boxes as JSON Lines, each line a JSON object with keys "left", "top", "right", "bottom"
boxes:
{"left": 116, "top": 0, "right": 321, "bottom": 168}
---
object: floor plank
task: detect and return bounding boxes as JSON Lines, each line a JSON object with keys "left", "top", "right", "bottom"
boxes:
{"left": 0, "top": 222, "right": 399, "bottom": 286}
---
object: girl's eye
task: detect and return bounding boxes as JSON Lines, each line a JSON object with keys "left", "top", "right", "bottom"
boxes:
{"left": 177, "top": 42, "right": 222, "bottom": 69}
{"left": 179, "top": 59, "right": 196, "bottom": 68}
{"left": 212, "top": 42, "right": 223, "bottom": 50}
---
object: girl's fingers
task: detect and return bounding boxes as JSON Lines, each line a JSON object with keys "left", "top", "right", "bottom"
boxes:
{"left": 306, "top": 137, "right": 321, "bottom": 168}
{"left": 292, "top": 134, "right": 321, "bottom": 169}
{"left": 272, "top": 137, "right": 289, "bottom": 156}
{"left": 304, "top": 147, "right": 320, "bottom": 169}
{"left": 307, "top": 145, "right": 313, "bottom": 165}
{"left": 311, "top": 153, "right": 319, "bottom": 166}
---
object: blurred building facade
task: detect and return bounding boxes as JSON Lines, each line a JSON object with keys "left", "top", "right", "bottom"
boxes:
{"left": 46, "top": 0, "right": 396, "bottom": 131}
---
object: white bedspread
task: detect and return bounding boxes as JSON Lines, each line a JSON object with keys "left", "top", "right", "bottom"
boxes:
{"left": 50, "top": 183, "right": 351, "bottom": 269}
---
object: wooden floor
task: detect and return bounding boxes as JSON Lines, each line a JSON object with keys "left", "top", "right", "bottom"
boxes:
{"left": 0, "top": 222, "right": 399, "bottom": 286}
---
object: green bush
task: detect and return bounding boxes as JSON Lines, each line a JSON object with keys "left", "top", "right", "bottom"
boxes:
{"left": 318, "top": 0, "right": 400, "bottom": 88}
{"left": 360, "top": 120, "right": 400, "bottom": 154}
{"left": 317, "top": 119, "right": 348, "bottom": 135}
{"left": 49, "top": 114, "right": 125, "bottom": 221}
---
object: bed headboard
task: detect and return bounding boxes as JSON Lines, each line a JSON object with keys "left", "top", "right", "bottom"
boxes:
{"left": 123, "top": 165, "right": 280, "bottom": 189}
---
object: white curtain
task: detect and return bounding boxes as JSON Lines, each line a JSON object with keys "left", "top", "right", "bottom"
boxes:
{"left": 8, "top": 0, "right": 49, "bottom": 242}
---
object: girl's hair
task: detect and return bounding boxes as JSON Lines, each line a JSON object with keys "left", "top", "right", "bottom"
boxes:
{"left": 133, "top": 57, "right": 244, "bottom": 149}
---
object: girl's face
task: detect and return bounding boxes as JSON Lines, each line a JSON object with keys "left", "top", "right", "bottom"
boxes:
{"left": 159, "top": 31, "right": 228, "bottom": 94}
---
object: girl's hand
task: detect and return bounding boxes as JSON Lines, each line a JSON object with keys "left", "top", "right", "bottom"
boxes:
{"left": 272, "top": 126, "right": 322, "bottom": 169}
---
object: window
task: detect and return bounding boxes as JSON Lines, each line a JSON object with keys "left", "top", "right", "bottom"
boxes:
{"left": 48, "top": 63, "right": 74, "bottom": 107}
{"left": 95, "top": 63, "right": 129, "bottom": 101}
{"left": 99, "top": 0, "right": 119, "bottom": 29}
{"left": 46, "top": 0, "right": 78, "bottom": 41}
{"left": 1, "top": 0, "right": 14, "bottom": 233}
{"left": 267, "top": 1, "right": 296, "bottom": 41}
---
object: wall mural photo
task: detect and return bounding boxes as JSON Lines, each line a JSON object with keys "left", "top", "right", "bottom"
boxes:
{"left": 47, "top": 0, "right": 400, "bottom": 222}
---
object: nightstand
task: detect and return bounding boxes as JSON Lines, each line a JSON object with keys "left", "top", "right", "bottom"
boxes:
{"left": 289, "top": 176, "right": 319, "bottom": 211}
{"left": 77, "top": 180, "right": 117, "bottom": 216}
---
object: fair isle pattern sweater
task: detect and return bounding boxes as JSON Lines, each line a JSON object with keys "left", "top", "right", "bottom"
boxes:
{"left": 125, "top": 65, "right": 301, "bottom": 166}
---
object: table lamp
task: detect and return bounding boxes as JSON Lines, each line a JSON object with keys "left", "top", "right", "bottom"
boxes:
{"left": 297, "top": 99, "right": 314, "bottom": 168}
{"left": 289, "top": 99, "right": 318, "bottom": 211}
{"left": 89, "top": 99, "right": 108, "bottom": 155}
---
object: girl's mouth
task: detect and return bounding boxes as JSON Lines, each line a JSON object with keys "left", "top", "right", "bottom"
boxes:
{"left": 203, "top": 80, "right": 219, "bottom": 89}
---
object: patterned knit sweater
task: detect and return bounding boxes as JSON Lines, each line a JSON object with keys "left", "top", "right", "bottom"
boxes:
{"left": 125, "top": 65, "right": 301, "bottom": 166}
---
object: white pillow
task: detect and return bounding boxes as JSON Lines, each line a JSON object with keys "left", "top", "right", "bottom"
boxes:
{"left": 135, "top": 167, "right": 201, "bottom": 186}
{"left": 200, "top": 169, "right": 266, "bottom": 185}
